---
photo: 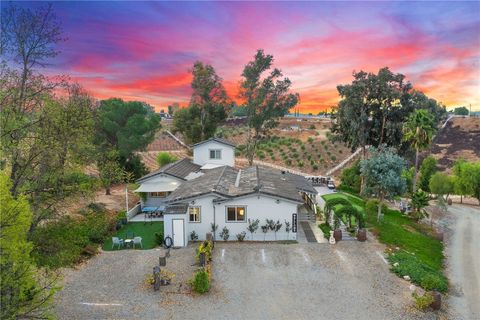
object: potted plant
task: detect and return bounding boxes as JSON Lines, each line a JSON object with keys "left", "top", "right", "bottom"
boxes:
{"left": 356, "top": 213, "right": 367, "bottom": 242}
{"left": 333, "top": 213, "right": 342, "bottom": 242}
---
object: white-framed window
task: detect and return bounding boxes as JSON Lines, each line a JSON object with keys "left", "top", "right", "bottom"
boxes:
{"left": 189, "top": 207, "right": 201, "bottom": 222}
{"left": 150, "top": 191, "right": 169, "bottom": 198}
{"left": 226, "top": 206, "right": 246, "bottom": 222}
{"left": 209, "top": 149, "right": 222, "bottom": 160}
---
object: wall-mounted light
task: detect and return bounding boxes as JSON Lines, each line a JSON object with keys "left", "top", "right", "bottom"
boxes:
{"left": 276, "top": 199, "right": 280, "bottom": 204}
{"left": 190, "top": 200, "right": 196, "bottom": 205}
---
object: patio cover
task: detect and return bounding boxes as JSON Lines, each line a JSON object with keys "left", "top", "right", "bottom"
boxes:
{"left": 134, "top": 181, "right": 179, "bottom": 193}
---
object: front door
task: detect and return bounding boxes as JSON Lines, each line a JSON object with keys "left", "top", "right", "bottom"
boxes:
{"left": 172, "top": 219, "right": 185, "bottom": 247}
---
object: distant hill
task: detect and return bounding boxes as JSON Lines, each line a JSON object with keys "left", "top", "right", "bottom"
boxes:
{"left": 427, "top": 117, "right": 480, "bottom": 172}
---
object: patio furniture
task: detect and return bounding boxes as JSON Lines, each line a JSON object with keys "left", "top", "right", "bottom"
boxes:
{"left": 126, "top": 230, "right": 135, "bottom": 239}
{"left": 124, "top": 238, "right": 134, "bottom": 248}
{"left": 133, "top": 236, "right": 143, "bottom": 249}
{"left": 112, "top": 237, "right": 124, "bottom": 249}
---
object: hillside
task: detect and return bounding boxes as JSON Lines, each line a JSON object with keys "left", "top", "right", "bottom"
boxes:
{"left": 427, "top": 117, "right": 480, "bottom": 172}
{"left": 139, "top": 117, "right": 354, "bottom": 175}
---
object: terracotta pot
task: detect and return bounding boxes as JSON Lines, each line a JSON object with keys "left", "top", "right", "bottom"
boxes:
{"left": 357, "top": 229, "right": 367, "bottom": 242}
{"left": 430, "top": 291, "right": 441, "bottom": 310}
{"left": 333, "top": 229, "right": 342, "bottom": 242}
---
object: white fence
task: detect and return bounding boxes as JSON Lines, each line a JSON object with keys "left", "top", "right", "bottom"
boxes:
{"left": 126, "top": 204, "right": 141, "bottom": 221}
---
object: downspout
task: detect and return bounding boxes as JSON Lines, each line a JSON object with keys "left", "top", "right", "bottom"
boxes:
{"left": 212, "top": 201, "right": 216, "bottom": 246}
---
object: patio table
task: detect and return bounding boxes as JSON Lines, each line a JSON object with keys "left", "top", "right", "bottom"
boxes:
{"left": 124, "top": 238, "right": 134, "bottom": 248}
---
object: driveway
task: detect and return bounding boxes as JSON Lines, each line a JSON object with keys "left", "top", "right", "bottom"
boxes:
{"left": 443, "top": 204, "right": 480, "bottom": 320}
{"left": 55, "top": 241, "right": 435, "bottom": 320}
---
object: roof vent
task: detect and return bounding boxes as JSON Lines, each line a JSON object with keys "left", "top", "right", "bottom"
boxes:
{"left": 235, "top": 169, "right": 242, "bottom": 187}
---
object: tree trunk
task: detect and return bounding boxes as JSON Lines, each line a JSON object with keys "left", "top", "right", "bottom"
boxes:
{"left": 460, "top": 195, "right": 463, "bottom": 204}
{"left": 412, "top": 148, "right": 419, "bottom": 193}
{"left": 105, "top": 187, "right": 111, "bottom": 195}
{"left": 377, "top": 195, "right": 384, "bottom": 222}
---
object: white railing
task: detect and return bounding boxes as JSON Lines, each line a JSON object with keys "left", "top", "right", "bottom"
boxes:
{"left": 325, "top": 146, "right": 365, "bottom": 176}
{"left": 126, "top": 204, "right": 141, "bottom": 221}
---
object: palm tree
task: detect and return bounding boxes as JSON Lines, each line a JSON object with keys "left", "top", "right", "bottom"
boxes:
{"left": 403, "top": 109, "right": 436, "bottom": 193}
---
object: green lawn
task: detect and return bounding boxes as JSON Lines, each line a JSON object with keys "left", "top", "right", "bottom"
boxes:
{"left": 103, "top": 222, "right": 164, "bottom": 251}
{"left": 321, "top": 191, "right": 447, "bottom": 292}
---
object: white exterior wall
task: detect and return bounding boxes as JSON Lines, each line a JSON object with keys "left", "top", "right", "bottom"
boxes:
{"left": 140, "top": 174, "right": 183, "bottom": 207}
{"left": 192, "top": 141, "right": 235, "bottom": 167}
{"left": 163, "top": 213, "right": 188, "bottom": 248}
{"left": 163, "top": 194, "right": 299, "bottom": 246}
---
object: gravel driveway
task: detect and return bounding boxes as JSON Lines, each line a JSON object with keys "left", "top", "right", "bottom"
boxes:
{"left": 55, "top": 241, "right": 435, "bottom": 320}
{"left": 443, "top": 204, "right": 480, "bottom": 320}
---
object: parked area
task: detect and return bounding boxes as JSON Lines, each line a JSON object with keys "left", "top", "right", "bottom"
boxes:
{"left": 55, "top": 242, "right": 437, "bottom": 320}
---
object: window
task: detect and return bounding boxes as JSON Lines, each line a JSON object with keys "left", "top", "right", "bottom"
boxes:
{"left": 150, "top": 191, "right": 169, "bottom": 198}
{"left": 209, "top": 149, "right": 222, "bottom": 160}
{"left": 226, "top": 206, "right": 246, "bottom": 222}
{"left": 189, "top": 207, "right": 201, "bottom": 222}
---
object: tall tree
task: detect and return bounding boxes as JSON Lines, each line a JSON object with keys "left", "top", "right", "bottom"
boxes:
{"left": 332, "top": 68, "right": 445, "bottom": 158}
{"left": 452, "top": 159, "right": 470, "bottom": 203}
{"left": 94, "top": 98, "right": 161, "bottom": 178}
{"left": 172, "top": 62, "right": 230, "bottom": 143}
{"left": 0, "top": 171, "right": 57, "bottom": 319}
{"left": 403, "top": 109, "right": 436, "bottom": 192}
{"left": 361, "top": 146, "right": 407, "bottom": 221}
{"left": 240, "top": 49, "right": 299, "bottom": 165}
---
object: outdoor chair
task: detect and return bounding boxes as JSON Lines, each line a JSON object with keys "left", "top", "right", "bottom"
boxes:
{"left": 133, "top": 236, "right": 143, "bottom": 249}
{"left": 126, "top": 231, "right": 135, "bottom": 239}
{"left": 112, "top": 237, "right": 124, "bottom": 249}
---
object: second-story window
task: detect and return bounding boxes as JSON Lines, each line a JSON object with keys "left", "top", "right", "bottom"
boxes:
{"left": 209, "top": 149, "right": 222, "bottom": 160}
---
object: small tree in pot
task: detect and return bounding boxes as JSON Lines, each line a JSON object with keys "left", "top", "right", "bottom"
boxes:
{"left": 356, "top": 212, "right": 367, "bottom": 242}
{"left": 220, "top": 227, "right": 230, "bottom": 241}
{"left": 210, "top": 223, "right": 218, "bottom": 241}
{"left": 247, "top": 218, "right": 260, "bottom": 240}
{"left": 333, "top": 212, "right": 342, "bottom": 242}
{"left": 273, "top": 220, "right": 282, "bottom": 240}
{"left": 261, "top": 224, "right": 269, "bottom": 241}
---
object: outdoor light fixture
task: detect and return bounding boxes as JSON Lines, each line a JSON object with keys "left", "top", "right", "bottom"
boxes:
{"left": 190, "top": 200, "right": 196, "bottom": 205}
{"left": 276, "top": 199, "right": 280, "bottom": 204}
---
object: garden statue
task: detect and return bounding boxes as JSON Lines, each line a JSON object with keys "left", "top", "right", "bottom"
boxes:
{"left": 329, "top": 230, "right": 336, "bottom": 244}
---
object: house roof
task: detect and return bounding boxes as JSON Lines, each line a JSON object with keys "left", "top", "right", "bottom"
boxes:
{"left": 191, "top": 137, "right": 236, "bottom": 148}
{"left": 168, "top": 165, "right": 314, "bottom": 204}
{"left": 285, "top": 172, "right": 318, "bottom": 194}
{"left": 136, "top": 158, "right": 201, "bottom": 182}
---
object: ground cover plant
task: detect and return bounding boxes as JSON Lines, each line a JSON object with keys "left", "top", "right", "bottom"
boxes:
{"left": 103, "top": 222, "right": 164, "bottom": 251}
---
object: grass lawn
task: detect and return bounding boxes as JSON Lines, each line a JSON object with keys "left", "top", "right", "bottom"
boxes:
{"left": 321, "top": 191, "right": 447, "bottom": 292}
{"left": 103, "top": 222, "right": 164, "bottom": 251}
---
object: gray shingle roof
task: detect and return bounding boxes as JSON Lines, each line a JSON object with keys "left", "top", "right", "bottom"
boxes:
{"left": 191, "top": 137, "right": 236, "bottom": 148}
{"left": 164, "top": 203, "right": 188, "bottom": 215}
{"left": 286, "top": 172, "right": 318, "bottom": 194}
{"left": 168, "top": 165, "right": 313, "bottom": 203}
{"left": 136, "top": 158, "right": 201, "bottom": 182}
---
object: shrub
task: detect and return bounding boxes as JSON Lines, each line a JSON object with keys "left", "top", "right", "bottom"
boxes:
{"left": 196, "top": 240, "right": 213, "bottom": 262}
{"left": 300, "top": 145, "right": 306, "bottom": 151}
{"left": 236, "top": 232, "right": 246, "bottom": 241}
{"left": 388, "top": 251, "right": 448, "bottom": 292}
{"left": 298, "top": 161, "right": 304, "bottom": 167}
{"left": 365, "top": 199, "right": 387, "bottom": 218}
{"left": 319, "top": 223, "right": 332, "bottom": 239}
{"left": 412, "top": 292, "right": 434, "bottom": 310}
{"left": 154, "top": 232, "right": 164, "bottom": 246}
{"left": 220, "top": 227, "right": 230, "bottom": 241}
{"left": 312, "top": 164, "right": 319, "bottom": 171}
{"left": 309, "top": 124, "right": 316, "bottom": 130}
{"left": 190, "top": 231, "right": 199, "bottom": 241}
{"left": 285, "top": 159, "right": 292, "bottom": 166}
{"left": 192, "top": 268, "right": 210, "bottom": 293}
{"left": 156, "top": 152, "right": 177, "bottom": 167}
{"left": 307, "top": 137, "right": 314, "bottom": 143}
{"left": 330, "top": 155, "right": 336, "bottom": 161}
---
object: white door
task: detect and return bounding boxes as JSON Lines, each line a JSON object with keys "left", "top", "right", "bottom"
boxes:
{"left": 172, "top": 219, "right": 185, "bottom": 247}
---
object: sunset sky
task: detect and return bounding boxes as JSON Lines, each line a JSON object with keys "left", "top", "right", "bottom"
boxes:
{"left": 18, "top": 1, "right": 480, "bottom": 113}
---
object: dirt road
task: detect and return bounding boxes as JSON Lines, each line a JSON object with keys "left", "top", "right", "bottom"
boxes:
{"left": 444, "top": 205, "right": 480, "bottom": 319}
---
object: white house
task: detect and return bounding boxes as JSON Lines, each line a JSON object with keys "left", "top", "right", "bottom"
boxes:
{"left": 192, "top": 137, "right": 235, "bottom": 168}
{"left": 134, "top": 137, "right": 317, "bottom": 246}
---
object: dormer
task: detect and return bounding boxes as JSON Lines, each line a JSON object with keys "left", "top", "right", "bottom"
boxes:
{"left": 192, "top": 137, "right": 235, "bottom": 168}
